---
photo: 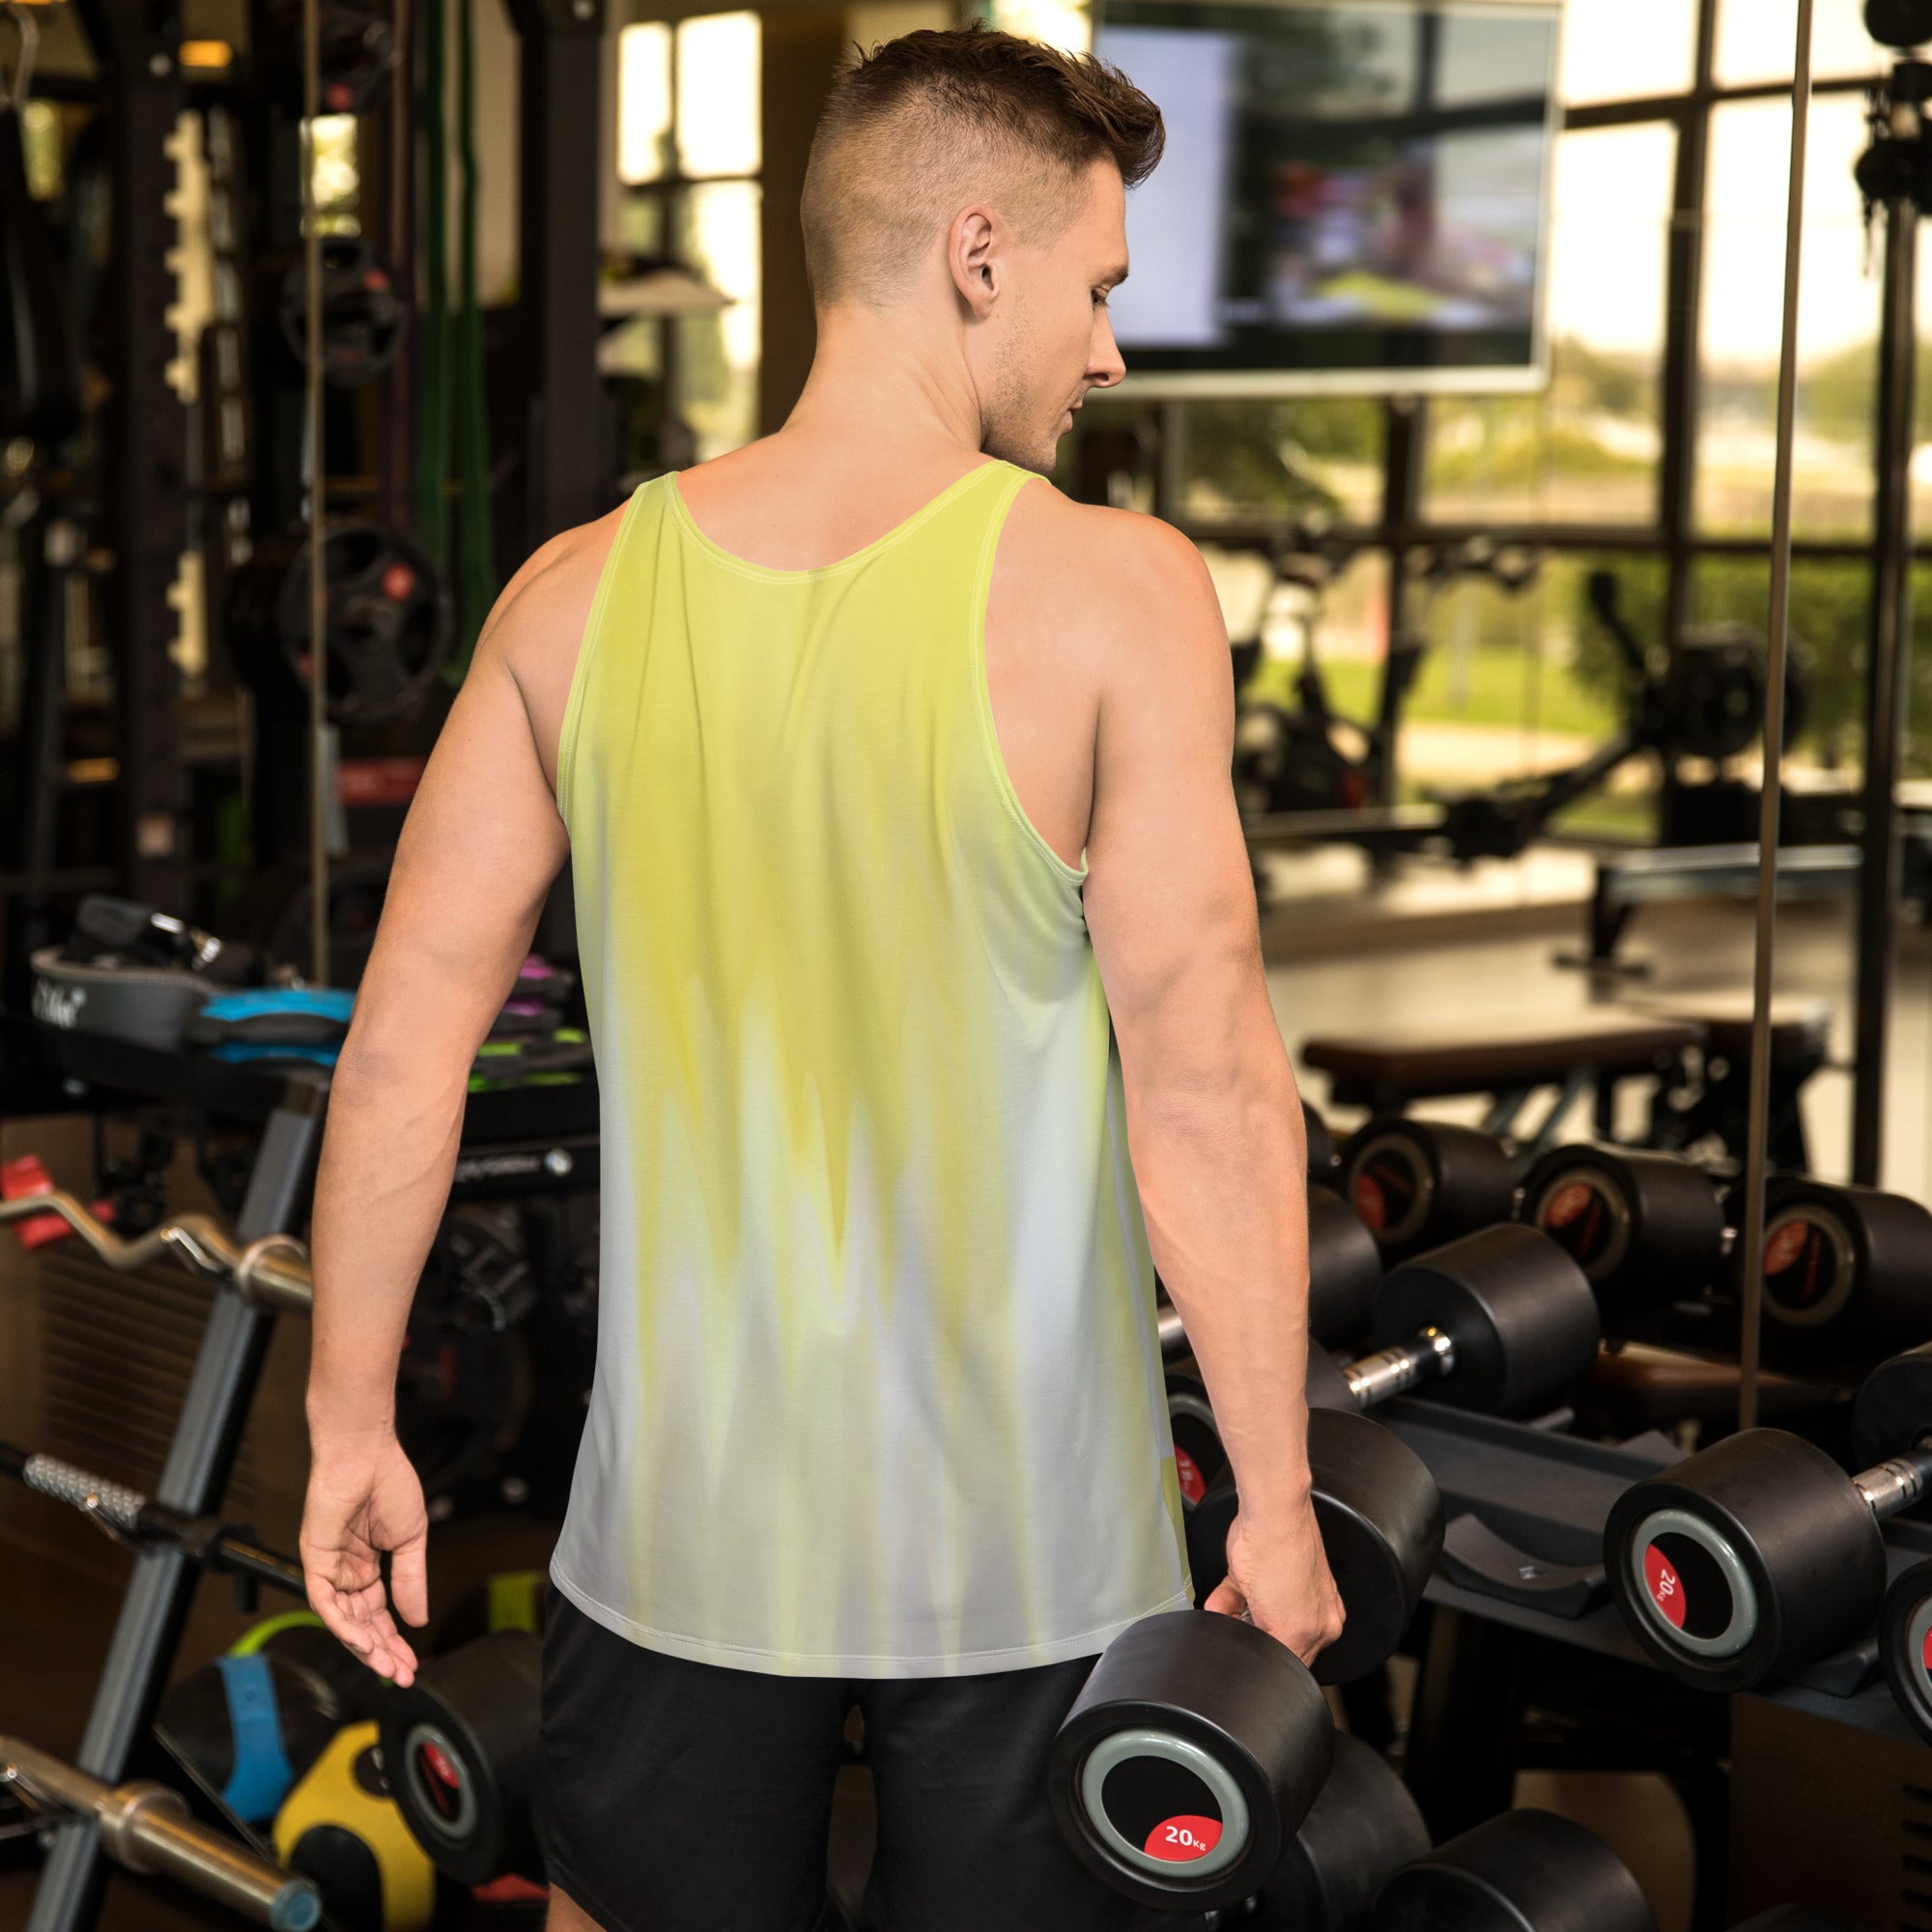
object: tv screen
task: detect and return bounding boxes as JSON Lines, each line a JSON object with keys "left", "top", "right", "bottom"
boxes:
{"left": 1094, "top": 0, "right": 1563, "bottom": 396}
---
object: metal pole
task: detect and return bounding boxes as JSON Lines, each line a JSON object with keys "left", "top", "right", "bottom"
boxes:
{"left": 1851, "top": 186, "right": 1919, "bottom": 1183}
{"left": 1737, "top": 0, "right": 1815, "bottom": 1435}
{"left": 303, "top": 0, "right": 328, "bottom": 987}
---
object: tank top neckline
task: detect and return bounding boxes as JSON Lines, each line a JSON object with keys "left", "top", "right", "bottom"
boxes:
{"left": 665, "top": 458, "right": 1016, "bottom": 582}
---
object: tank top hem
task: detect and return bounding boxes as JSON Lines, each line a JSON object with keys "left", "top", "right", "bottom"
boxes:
{"left": 547, "top": 1564, "right": 1195, "bottom": 1680}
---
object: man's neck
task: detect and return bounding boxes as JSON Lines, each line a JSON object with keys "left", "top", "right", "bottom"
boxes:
{"left": 781, "top": 302, "right": 985, "bottom": 463}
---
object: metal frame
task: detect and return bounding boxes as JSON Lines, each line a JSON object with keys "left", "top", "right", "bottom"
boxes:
{"left": 68, "top": 0, "right": 190, "bottom": 918}
{"left": 509, "top": 0, "right": 609, "bottom": 552}
{"left": 23, "top": 1086, "right": 326, "bottom": 1932}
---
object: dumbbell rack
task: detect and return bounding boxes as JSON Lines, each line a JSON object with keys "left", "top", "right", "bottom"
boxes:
{"left": 0, "top": 1009, "right": 601, "bottom": 1932}
{"left": 1375, "top": 1395, "right": 1932, "bottom": 1928}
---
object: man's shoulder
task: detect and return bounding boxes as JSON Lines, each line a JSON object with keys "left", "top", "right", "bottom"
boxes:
{"left": 1000, "top": 481, "right": 1225, "bottom": 681}
{"left": 484, "top": 499, "right": 634, "bottom": 679}
{"left": 1004, "top": 481, "right": 1218, "bottom": 618}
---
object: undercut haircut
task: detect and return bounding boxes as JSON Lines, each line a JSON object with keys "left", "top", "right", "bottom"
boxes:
{"left": 800, "top": 23, "right": 1164, "bottom": 310}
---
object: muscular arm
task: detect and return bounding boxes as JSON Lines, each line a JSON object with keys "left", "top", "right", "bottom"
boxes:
{"left": 300, "top": 526, "right": 608, "bottom": 1679}
{"left": 1079, "top": 514, "right": 1342, "bottom": 1661}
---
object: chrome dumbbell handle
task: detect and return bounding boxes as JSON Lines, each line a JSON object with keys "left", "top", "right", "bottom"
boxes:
{"left": 0, "top": 1737, "right": 321, "bottom": 1931}
{"left": 1343, "top": 1326, "right": 1458, "bottom": 1409}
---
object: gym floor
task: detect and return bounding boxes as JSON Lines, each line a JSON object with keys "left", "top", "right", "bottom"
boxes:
{"left": 3, "top": 861, "right": 1918, "bottom": 1932}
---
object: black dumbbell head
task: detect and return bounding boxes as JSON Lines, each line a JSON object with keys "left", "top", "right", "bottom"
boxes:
{"left": 1049, "top": 1609, "right": 1334, "bottom": 1911}
{"left": 1344, "top": 1118, "right": 1520, "bottom": 1262}
{"left": 1310, "top": 1183, "right": 1383, "bottom": 1350}
{"left": 1373, "top": 1808, "right": 1659, "bottom": 1932}
{"left": 1305, "top": 1406, "right": 1442, "bottom": 1686}
{"left": 1263, "top": 1732, "right": 1430, "bottom": 1932}
{"left": 380, "top": 1630, "right": 543, "bottom": 1884}
{"left": 1370, "top": 1225, "right": 1602, "bottom": 1419}
{"left": 1182, "top": 1410, "right": 1441, "bottom": 1688}
{"left": 1520, "top": 1145, "right": 1727, "bottom": 1323}
{"left": 1850, "top": 1340, "right": 1932, "bottom": 1470}
{"left": 1881, "top": 1556, "right": 1932, "bottom": 1747}
{"left": 1758, "top": 1181, "right": 1932, "bottom": 1371}
{"left": 1603, "top": 1430, "right": 1887, "bottom": 1692}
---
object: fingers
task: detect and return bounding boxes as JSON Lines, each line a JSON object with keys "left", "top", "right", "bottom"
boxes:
{"left": 1201, "top": 1577, "right": 1249, "bottom": 1619}
{"left": 388, "top": 1526, "right": 431, "bottom": 1631}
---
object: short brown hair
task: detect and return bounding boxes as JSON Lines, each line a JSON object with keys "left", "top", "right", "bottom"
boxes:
{"left": 800, "top": 23, "right": 1164, "bottom": 309}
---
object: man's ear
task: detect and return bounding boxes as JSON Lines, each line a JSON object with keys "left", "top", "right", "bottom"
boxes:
{"left": 950, "top": 205, "right": 1001, "bottom": 316}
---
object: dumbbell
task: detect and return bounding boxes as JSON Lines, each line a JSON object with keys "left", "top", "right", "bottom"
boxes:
{"left": 1344, "top": 1117, "right": 1519, "bottom": 1263}
{"left": 1519, "top": 1143, "right": 1731, "bottom": 1329}
{"left": 1754, "top": 1177, "right": 1932, "bottom": 1369}
{"left": 1187, "top": 1405, "right": 1443, "bottom": 1685}
{"left": 1259, "top": 1731, "right": 1430, "bottom": 1931}
{"left": 1605, "top": 1341, "right": 1932, "bottom": 1691}
{"left": 1051, "top": 1414, "right": 1443, "bottom": 1911}
{"left": 1158, "top": 1181, "right": 1384, "bottom": 1369}
{"left": 1305, "top": 1224, "right": 1602, "bottom": 1423}
{"left": 1372, "top": 1808, "right": 1657, "bottom": 1932}
{"left": 379, "top": 1630, "right": 542, "bottom": 1884}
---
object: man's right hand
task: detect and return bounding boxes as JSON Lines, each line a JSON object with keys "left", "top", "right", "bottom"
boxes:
{"left": 299, "top": 1426, "right": 431, "bottom": 1687}
{"left": 1202, "top": 1496, "right": 1346, "bottom": 1669}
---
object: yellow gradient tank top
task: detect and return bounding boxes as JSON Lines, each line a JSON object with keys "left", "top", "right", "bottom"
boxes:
{"left": 549, "top": 460, "right": 1190, "bottom": 1676}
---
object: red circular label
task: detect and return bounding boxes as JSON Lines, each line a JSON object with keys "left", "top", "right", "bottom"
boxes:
{"left": 1144, "top": 1815, "right": 1222, "bottom": 1862}
{"left": 1764, "top": 1219, "right": 1809, "bottom": 1276}
{"left": 326, "top": 81, "right": 352, "bottom": 110}
{"left": 1921, "top": 1625, "right": 1932, "bottom": 1677}
{"left": 1544, "top": 1181, "right": 1595, "bottom": 1231}
{"left": 364, "top": 269, "right": 390, "bottom": 292}
{"left": 1643, "top": 1543, "right": 1688, "bottom": 1630}
{"left": 1175, "top": 1447, "right": 1205, "bottom": 1507}
{"left": 417, "top": 1739, "right": 464, "bottom": 1821}
{"left": 1353, "top": 1174, "right": 1387, "bottom": 1233}
{"left": 381, "top": 563, "right": 416, "bottom": 601}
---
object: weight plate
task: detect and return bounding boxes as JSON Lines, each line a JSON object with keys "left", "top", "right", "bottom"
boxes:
{"left": 276, "top": 237, "right": 408, "bottom": 386}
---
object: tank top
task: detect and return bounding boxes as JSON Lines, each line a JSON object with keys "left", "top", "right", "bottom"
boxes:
{"left": 548, "top": 459, "right": 1191, "bottom": 1677}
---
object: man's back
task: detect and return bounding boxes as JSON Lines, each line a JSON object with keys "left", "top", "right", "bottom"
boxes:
{"left": 544, "top": 454, "right": 1189, "bottom": 1672}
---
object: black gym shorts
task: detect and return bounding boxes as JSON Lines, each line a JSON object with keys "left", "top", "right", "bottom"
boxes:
{"left": 539, "top": 1595, "right": 1194, "bottom": 1931}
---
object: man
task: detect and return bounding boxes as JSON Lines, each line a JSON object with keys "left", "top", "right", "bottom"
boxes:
{"left": 300, "top": 24, "right": 1341, "bottom": 1931}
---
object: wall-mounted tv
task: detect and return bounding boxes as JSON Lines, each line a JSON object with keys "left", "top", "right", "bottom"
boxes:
{"left": 1094, "top": 0, "right": 1563, "bottom": 397}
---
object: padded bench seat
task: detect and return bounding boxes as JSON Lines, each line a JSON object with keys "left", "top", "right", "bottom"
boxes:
{"left": 1302, "top": 1012, "right": 1706, "bottom": 1110}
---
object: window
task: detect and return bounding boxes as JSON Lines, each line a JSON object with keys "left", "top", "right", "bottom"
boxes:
{"left": 1696, "top": 94, "right": 1879, "bottom": 538}
{"left": 1424, "top": 123, "right": 1677, "bottom": 525}
{"left": 1559, "top": 0, "right": 1697, "bottom": 104}
{"left": 613, "top": 13, "right": 762, "bottom": 467}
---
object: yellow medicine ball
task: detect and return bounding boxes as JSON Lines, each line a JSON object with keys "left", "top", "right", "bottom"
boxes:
{"left": 273, "top": 1721, "right": 437, "bottom": 1932}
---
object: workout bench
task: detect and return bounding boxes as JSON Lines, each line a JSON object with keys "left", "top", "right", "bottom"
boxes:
{"left": 1300, "top": 1012, "right": 1706, "bottom": 1154}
